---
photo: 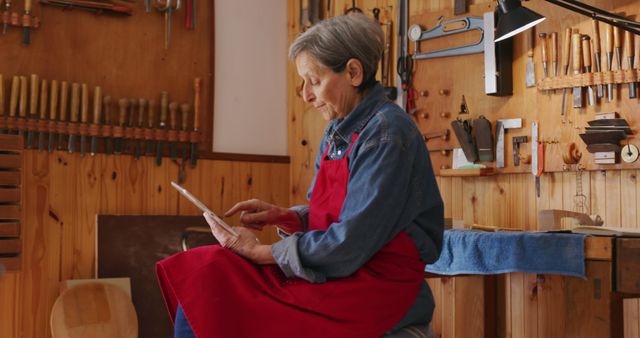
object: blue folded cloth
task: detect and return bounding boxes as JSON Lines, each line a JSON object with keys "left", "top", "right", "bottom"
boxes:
{"left": 426, "top": 229, "right": 587, "bottom": 278}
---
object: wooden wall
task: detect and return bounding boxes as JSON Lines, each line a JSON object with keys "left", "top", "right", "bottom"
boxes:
{"left": 287, "top": 0, "right": 640, "bottom": 337}
{"left": 0, "top": 153, "right": 289, "bottom": 338}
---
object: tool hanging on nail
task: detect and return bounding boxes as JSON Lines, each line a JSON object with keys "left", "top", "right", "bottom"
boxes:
{"left": 550, "top": 32, "right": 558, "bottom": 77}
{"left": 2, "top": 0, "right": 11, "bottom": 34}
{"left": 560, "top": 28, "right": 571, "bottom": 119}
{"left": 525, "top": 28, "right": 535, "bottom": 87}
{"left": 604, "top": 23, "right": 614, "bottom": 101}
{"left": 581, "top": 35, "right": 595, "bottom": 106}
{"left": 156, "top": 0, "right": 181, "bottom": 49}
{"left": 408, "top": 16, "right": 485, "bottom": 59}
{"left": 572, "top": 32, "right": 583, "bottom": 109}
{"left": 23, "top": 0, "right": 32, "bottom": 45}
{"left": 539, "top": 32, "right": 549, "bottom": 78}
{"left": 624, "top": 29, "right": 636, "bottom": 99}
{"left": 591, "top": 19, "right": 604, "bottom": 98}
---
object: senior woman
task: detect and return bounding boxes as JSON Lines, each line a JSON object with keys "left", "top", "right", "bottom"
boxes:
{"left": 156, "top": 13, "right": 443, "bottom": 338}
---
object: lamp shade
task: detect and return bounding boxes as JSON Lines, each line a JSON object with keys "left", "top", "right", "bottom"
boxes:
{"left": 495, "top": 0, "right": 546, "bottom": 42}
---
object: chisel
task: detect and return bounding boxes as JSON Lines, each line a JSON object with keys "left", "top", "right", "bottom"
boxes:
{"left": 155, "top": 91, "right": 168, "bottom": 166}
{"left": 68, "top": 83, "right": 80, "bottom": 154}
{"left": 604, "top": 23, "right": 614, "bottom": 101}
{"left": 79, "top": 84, "right": 89, "bottom": 156}
{"left": 38, "top": 79, "right": 48, "bottom": 151}
{"left": 18, "top": 76, "right": 27, "bottom": 136}
{"left": 572, "top": 32, "right": 583, "bottom": 108}
{"left": 561, "top": 28, "right": 571, "bottom": 118}
{"left": 26, "top": 74, "right": 38, "bottom": 148}
{"left": 125, "top": 98, "right": 137, "bottom": 154}
{"left": 550, "top": 32, "right": 558, "bottom": 77}
{"left": 0, "top": 74, "right": 4, "bottom": 133}
{"left": 103, "top": 96, "right": 113, "bottom": 155}
{"left": 135, "top": 98, "right": 146, "bottom": 159}
{"left": 114, "top": 98, "right": 128, "bottom": 155}
{"left": 581, "top": 35, "right": 595, "bottom": 106}
{"left": 169, "top": 101, "right": 179, "bottom": 161}
{"left": 539, "top": 32, "right": 548, "bottom": 78}
{"left": 525, "top": 29, "right": 535, "bottom": 87}
{"left": 624, "top": 29, "right": 636, "bottom": 99}
{"left": 2, "top": 0, "right": 11, "bottom": 34}
{"left": 90, "top": 86, "right": 102, "bottom": 156}
{"left": 145, "top": 99, "right": 156, "bottom": 155}
{"left": 180, "top": 103, "right": 190, "bottom": 162}
{"left": 22, "top": 0, "right": 32, "bottom": 45}
{"left": 48, "top": 80, "right": 58, "bottom": 152}
{"left": 57, "top": 81, "right": 69, "bottom": 150}
{"left": 591, "top": 19, "right": 603, "bottom": 98}
{"left": 191, "top": 78, "right": 200, "bottom": 168}
{"left": 8, "top": 76, "right": 19, "bottom": 134}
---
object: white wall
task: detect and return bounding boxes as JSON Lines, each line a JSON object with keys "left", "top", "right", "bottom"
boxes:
{"left": 213, "top": 1, "right": 288, "bottom": 156}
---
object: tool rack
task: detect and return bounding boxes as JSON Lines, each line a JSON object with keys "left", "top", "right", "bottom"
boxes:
{"left": 536, "top": 69, "right": 640, "bottom": 91}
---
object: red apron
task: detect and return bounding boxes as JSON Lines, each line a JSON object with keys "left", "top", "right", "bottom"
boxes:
{"left": 156, "top": 133, "right": 425, "bottom": 338}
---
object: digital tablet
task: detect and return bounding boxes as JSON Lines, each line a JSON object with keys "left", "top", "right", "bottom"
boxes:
{"left": 171, "top": 181, "right": 239, "bottom": 236}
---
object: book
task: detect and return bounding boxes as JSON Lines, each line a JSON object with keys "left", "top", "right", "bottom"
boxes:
{"left": 571, "top": 226, "right": 640, "bottom": 237}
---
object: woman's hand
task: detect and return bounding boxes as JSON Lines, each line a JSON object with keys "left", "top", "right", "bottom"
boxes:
{"left": 203, "top": 213, "right": 275, "bottom": 264}
{"left": 225, "top": 199, "right": 303, "bottom": 234}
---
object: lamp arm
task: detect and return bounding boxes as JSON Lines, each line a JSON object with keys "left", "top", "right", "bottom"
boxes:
{"left": 545, "top": 0, "right": 640, "bottom": 35}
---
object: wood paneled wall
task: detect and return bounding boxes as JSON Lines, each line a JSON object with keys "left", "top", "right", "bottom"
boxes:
{"left": 0, "top": 153, "right": 289, "bottom": 338}
{"left": 287, "top": 0, "right": 640, "bottom": 337}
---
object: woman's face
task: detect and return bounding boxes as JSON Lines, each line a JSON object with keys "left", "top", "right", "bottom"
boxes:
{"left": 295, "top": 51, "right": 363, "bottom": 121}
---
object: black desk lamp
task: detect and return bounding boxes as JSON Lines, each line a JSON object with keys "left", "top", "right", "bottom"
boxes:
{"left": 494, "top": 0, "right": 546, "bottom": 42}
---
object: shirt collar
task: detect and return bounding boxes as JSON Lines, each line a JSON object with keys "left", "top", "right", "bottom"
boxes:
{"left": 326, "top": 83, "right": 388, "bottom": 144}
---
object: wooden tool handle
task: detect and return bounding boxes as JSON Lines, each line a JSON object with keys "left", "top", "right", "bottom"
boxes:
{"left": 193, "top": 78, "right": 201, "bottom": 130}
{"left": 19, "top": 76, "right": 27, "bottom": 117}
{"left": 0, "top": 75, "right": 4, "bottom": 115}
{"left": 39, "top": 79, "right": 48, "bottom": 119}
{"left": 29, "top": 74, "right": 38, "bottom": 116}
{"left": 59, "top": 81, "right": 69, "bottom": 121}
{"left": 160, "top": 91, "right": 168, "bottom": 125}
{"left": 92, "top": 86, "right": 102, "bottom": 124}
{"left": 103, "top": 96, "right": 111, "bottom": 124}
{"left": 562, "top": 28, "right": 571, "bottom": 70}
{"left": 24, "top": 0, "right": 32, "bottom": 12}
{"left": 550, "top": 32, "right": 558, "bottom": 64}
{"left": 118, "top": 98, "right": 128, "bottom": 126}
{"left": 526, "top": 28, "right": 533, "bottom": 57}
{"left": 169, "top": 101, "right": 178, "bottom": 129}
{"left": 70, "top": 83, "right": 80, "bottom": 123}
{"left": 613, "top": 25, "right": 620, "bottom": 49}
{"left": 604, "top": 23, "right": 613, "bottom": 53}
{"left": 539, "top": 33, "right": 548, "bottom": 63}
{"left": 9, "top": 76, "right": 19, "bottom": 117}
{"left": 581, "top": 35, "right": 591, "bottom": 68}
{"left": 572, "top": 32, "right": 582, "bottom": 75}
{"left": 80, "top": 84, "right": 89, "bottom": 123}
{"left": 624, "top": 30, "right": 632, "bottom": 59}
{"left": 591, "top": 19, "right": 601, "bottom": 53}
{"left": 49, "top": 80, "right": 58, "bottom": 121}
{"left": 147, "top": 99, "right": 156, "bottom": 128}
{"left": 128, "top": 98, "right": 137, "bottom": 126}
{"left": 635, "top": 35, "right": 640, "bottom": 68}
{"left": 180, "top": 103, "right": 190, "bottom": 131}
{"left": 137, "top": 98, "right": 146, "bottom": 127}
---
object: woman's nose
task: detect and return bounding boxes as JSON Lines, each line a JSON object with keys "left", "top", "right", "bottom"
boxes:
{"left": 302, "top": 84, "right": 315, "bottom": 103}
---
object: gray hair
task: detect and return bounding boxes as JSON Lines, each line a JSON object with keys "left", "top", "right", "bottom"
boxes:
{"left": 289, "top": 13, "right": 384, "bottom": 91}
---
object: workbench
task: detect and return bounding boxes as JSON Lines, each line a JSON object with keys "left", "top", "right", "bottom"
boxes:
{"left": 425, "top": 235, "right": 640, "bottom": 338}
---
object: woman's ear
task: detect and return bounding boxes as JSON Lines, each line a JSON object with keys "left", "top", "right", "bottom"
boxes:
{"left": 345, "top": 58, "right": 364, "bottom": 87}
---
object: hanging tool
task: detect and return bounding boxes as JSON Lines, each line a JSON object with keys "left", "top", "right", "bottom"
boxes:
{"left": 90, "top": 86, "right": 102, "bottom": 156}
{"left": 156, "top": 91, "right": 168, "bottom": 166}
{"left": 539, "top": 32, "right": 549, "bottom": 78}
{"left": 591, "top": 19, "right": 603, "bottom": 98}
{"left": 37, "top": 79, "right": 48, "bottom": 151}
{"left": 39, "top": 0, "right": 133, "bottom": 15}
{"left": 144, "top": 0, "right": 150, "bottom": 13}
{"left": 550, "top": 32, "right": 558, "bottom": 77}
{"left": 23, "top": 0, "right": 32, "bottom": 45}
{"left": 157, "top": 0, "right": 181, "bottom": 49}
{"left": 134, "top": 98, "right": 146, "bottom": 159}
{"left": 27, "top": 74, "right": 38, "bottom": 148}
{"left": 57, "top": 81, "right": 69, "bottom": 150}
{"left": 125, "top": 98, "right": 137, "bottom": 154}
{"left": 561, "top": 28, "right": 571, "bottom": 119}
{"left": 48, "top": 80, "right": 58, "bottom": 152}
{"left": 381, "top": 8, "right": 396, "bottom": 99}
{"left": 624, "top": 29, "right": 636, "bottom": 99}
{"left": 531, "top": 122, "right": 541, "bottom": 197}
{"left": 178, "top": 103, "right": 190, "bottom": 182}
{"left": 604, "top": 23, "right": 614, "bottom": 101}
{"left": 8, "top": 76, "right": 19, "bottom": 134}
{"left": 103, "top": 96, "right": 113, "bottom": 155}
{"left": 68, "top": 83, "right": 80, "bottom": 154}
{"left": 572, "top": 32, "right": 583, "bottom": 108}
{"left": 190, "top": 79, "right": 200, "bottom": 168}
{"left": 613, "top": 25, "right": 622, "bottom": 72}
{"left": 512, "top": 136, "right": 528, "bottom": 166}
{"left": 495, "top": 118, "right": 522, "bottom": 168}
{"left": 525, "top": 28, "right": 535, "bottom": 87}
{"left": 581, "top": 35, "right": 595, "bottom": 106}
{"left": 169, "top": 101, "right": 178, "bottom": 160}
{"left": 2, "top": 0, "right": 11, "bottom": 34}
{"left": 145, "top": 99, "right": 156, "bottom": 155}
{"left": 408, "top": 16, "right": 485, "bottom": 60}
{"left": 114, "top": 98, "right": 128, "bottom": 155}
{"left": 18, "top": 76, "right": 27, "bottom": 136}
{"left": 79, "top": 84, "right": 89, "bottom": 156}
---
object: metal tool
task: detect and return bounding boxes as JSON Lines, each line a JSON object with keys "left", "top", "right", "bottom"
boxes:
{"left": 624, "top": 30, "right": 636, "bottom": 99}
{"left": 8, "top": 76, "right": 19, "bottom": 134}
{"left": 169, "top": 101, "right": 178, "bottom": 160}
{"left": 561, "top": 28, "right": 571, "bottom": 118}
{"left": 37, "top": 79, "right": 48, "bottom": 151}
{"left": 156, "top": 91, "right": 168, "bottom": 166}
{"left": 79, "top": 84, "right": 89, "bottom": 156}
{"left": 144, "top": 0, "right": 150, "bottom": 12}
{"left": 539, "top": 32, "right": 548, "bottom": 78}
{"left": 2, "top": 0, "right": 11, "bottom": 34}
{"left": 178, "top": 103, "right": 190, "bottom": 183}
{"left": 550, "top": 32, "right": 558, "bottom": 77}
{"left": 57, "top": 81, "right": 69, "bottom": 150}
{"left": 190, "top": 79, "right": 200, "bottom": 168}
{"left": 408, "top": 16, "right": 484, "bottom": 59}
{"left": 572, "top": 32, "right": 583, "bottom": 109}
{"left": 22, "top": 0, "right": 32, "bottom": 45}
{"left": 483, "top": 11, "right": 513, "bottom": 96}
{"left": 604, "top": 23, "right": 614, "bottom": 101}
{"left": 495, "top": 118, "right": 522, "bottom": 168}
{"left": 68, "top": 83, "right": 80, "bottom": 154}
{"left": 591, "top": 19, "right": 603, "bottom": 98}
{"left": 525, "top": 28, "right": 535, "bottom": 87}
{"left": 581, "top": 35, "right": 595, "bottom": 106}
{"left": 124, "top": 98, "right": 137, "bottom": 154}
{"left": 48, "top": 80, "right": 58, "bottom": 152}
{"left": 145, "top": 99, "right": 156, "bottom": 155}
{"left": 157, "top": 0, "right": 181, "bottom": 49}
{"left": 18, "top": 76, "right": 27, "bottom": 136}
{"left": 135, "top": 98, "right": 146, "bottom": 159}
{"left": 395, "top": 0, "right": 408, "bottom": 108}
{"left": 531, "top": 122, "right": 544, "bottom": 198}
{"left": 114, "top": 98, "right": 128, "bottom": 155}
{"left": 90, "top": 86, "right": 102, "bottom": 156}
{"left": 26, "top": 74, "right": 38, "bottom": 148}
{"left": 103, "top": 96, "right": 113, "bottom": 155}
{"left": 512, "top": 136, "right": 528, "bottom": 166}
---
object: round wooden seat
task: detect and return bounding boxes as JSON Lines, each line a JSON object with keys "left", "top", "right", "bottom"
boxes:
{"left": 50, "top": 283, "right": 138, "bottom": 338}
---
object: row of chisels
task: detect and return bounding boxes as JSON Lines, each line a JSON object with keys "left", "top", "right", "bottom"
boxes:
{"left": 0, "top": 74, "right": 202, "bottom": 168}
